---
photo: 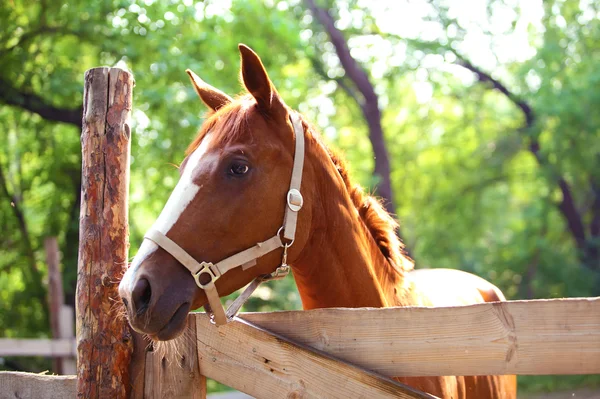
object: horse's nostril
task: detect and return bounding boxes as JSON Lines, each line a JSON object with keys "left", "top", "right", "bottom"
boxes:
{"left": 132, "top": 278, "right": 152, "bottom": 313}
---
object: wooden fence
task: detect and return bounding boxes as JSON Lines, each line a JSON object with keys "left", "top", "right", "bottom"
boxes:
{"left": 3, "top": 297, "right": 598, "bottom": 398}
{"left": 132, "top": 297, "right": 600, "bottom": 398}
{"left": 0, "top": 236, "right": 76, "bottom": 375}
{"left": 0, "top": 337, "right": 74, "bottom": 358}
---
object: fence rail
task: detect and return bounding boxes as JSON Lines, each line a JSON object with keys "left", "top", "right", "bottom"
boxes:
{"left": 0, "top": 338, "right": 76, "bottom": 357}
{"left": 0, "top": 304, "right": 76, "bottom": 374}
{"left": 135, "top": 296, "right": 600, "bottom": 398}
{"left": 2, "top": 297, "right": 599, "bottom": 398}
{"left": 235, "top": 296, "right": 600, "bottom": 377}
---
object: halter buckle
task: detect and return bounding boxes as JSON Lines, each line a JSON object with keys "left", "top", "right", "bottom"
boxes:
{"left": 193, "top": 262, "right": 219, "bottom": 289}
{"left": 287, "top": 189, "right": 303, "bottom": 212}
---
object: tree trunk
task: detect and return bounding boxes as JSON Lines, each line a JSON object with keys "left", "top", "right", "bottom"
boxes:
{"left": 76, "top": 67, "right": 134, "bottom": 398}
{"left": 304, "top": 0, "right": 396, "bottom": 217}
{"left": 0, "top": 160, "right": 48, "bottom": 322}
{"left": 457, "top": 57, "right": 600, "bottom": 275}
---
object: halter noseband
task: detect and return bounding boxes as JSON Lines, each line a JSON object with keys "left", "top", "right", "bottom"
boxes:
{"left": 143, "top": 112, "right": 305, "bottom": 326}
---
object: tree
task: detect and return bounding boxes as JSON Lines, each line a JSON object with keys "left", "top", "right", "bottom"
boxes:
{"left": 304, "top": 0, "right": 397, "bottom": 218}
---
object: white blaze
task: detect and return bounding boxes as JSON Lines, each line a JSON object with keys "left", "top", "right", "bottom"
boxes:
{"left": 121, "top": 134, "right": 213, "bottom": 290}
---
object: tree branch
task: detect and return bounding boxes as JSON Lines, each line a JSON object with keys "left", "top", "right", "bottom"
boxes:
{"left": 0, "top": 160, "right": 47, "bottom": 313}
{"left": 307, "top": 55, "right": 362, "bottom": 107}
{"left": 456, "top": 58, "right": 535, "bottom": 129}
{"left": 0, "top": 77, "right": 82, "bottom": 127}
{"left": 304, "top": 0, "right": 396, "bottom": 216}
{"left": 592, "top": 181, "right": 600, "bottom": 238}
{"left": 0, "top": 26, "right": 64, "bottom": 58}
{"left": 556, "top": 179, "right": 587, "bottom": 252}
{"left": 456, "top": 58, "right": 591, "bottom": 264}
{"left": 589, "top": 179, "right": 600, "bottom": 268}
{"left": 0, "top": 162, "right": 37, "bottom": 273}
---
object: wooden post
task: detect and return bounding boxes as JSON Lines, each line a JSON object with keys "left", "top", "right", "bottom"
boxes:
{"left": 45, "top": 236, "right": 64, "bottom": 374}
{"left": 60, "top": 305, "right": 77, "bottom": 374}
{"left": 76, "top": 67, "right": 134, "bottom": 398}
{"left": 45, "top": 236, "right": 77, "bottom": 375}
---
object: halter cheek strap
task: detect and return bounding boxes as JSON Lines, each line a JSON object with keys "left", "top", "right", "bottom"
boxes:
{"left": 144, "top": 112, "right": 305, "bottom": 326}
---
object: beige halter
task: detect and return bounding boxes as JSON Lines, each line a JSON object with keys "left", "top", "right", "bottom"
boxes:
{"left": 144, "top": 112, "right": 305, "bottom": 326}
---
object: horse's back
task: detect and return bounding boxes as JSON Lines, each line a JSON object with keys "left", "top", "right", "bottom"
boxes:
{"left": 406, "top": 268, "right": 506, "bottom": 306}
{"left": 396, "top": 268, "right": 517, "bottom": 399}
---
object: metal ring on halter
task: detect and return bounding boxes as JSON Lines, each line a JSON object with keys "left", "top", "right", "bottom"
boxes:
{"left": 206, "top": 300, "right": 234, "bottom": 325}
{"left": 208, "top": 312, "right": 233, "bottom": 325}
{"left": 277, "top": 226, "right": 295, "bottom": 247}
{"left": 204, "top": 302, "right": 216, "bottom": 325}
{"left": 193, "top": 261, "right": 220, "bottom": 289}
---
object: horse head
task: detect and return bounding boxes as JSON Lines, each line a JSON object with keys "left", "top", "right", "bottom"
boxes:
{"left": 119, "top": 44, "right": 313, "bottom": 340}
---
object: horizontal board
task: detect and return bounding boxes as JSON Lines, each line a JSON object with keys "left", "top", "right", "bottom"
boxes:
{"left": 0, "top": 338, "right": 76, "bottom": 357}
{"left": 0, "top": 371, "right": 76, "bottom": 399}
{"left": 192, "top": 297, "right": 600, "bottom": 377}
{"left": 195, "top": 316, "right": 436, "bottom": 399}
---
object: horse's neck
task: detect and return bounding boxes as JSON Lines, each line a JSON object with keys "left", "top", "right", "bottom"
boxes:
{"left": 291, "top": 147, "right": 410, "bottom": 310}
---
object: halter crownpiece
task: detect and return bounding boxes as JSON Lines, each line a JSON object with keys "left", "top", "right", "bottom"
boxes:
{"left": 144, "top": 112, "right": 305, "bottom": 326}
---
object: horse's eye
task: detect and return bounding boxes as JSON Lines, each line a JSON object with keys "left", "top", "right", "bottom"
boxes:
{"left": 228, "top": 162, "right": 250, "bottom": 176}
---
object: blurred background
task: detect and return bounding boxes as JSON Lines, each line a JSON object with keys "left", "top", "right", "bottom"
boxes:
{"left": 0, "top": 0, "right": 599, "bottom": 395}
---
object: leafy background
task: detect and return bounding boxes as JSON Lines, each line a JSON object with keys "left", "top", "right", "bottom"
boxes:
{"left": 1, "top": 0, "right": 599, "bottom": 394}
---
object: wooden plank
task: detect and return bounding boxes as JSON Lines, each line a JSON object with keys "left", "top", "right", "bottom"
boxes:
{"left": 195, "top": 315, "right": 436, "bottom": 399}
{"left": 0, "top": 372, "right": 76, "bottom": 399}
{"left": 225, "top": 297, "right": 600, "bottom": 377}
{"left": 144, "top": 351, "right": 155, "bottom": 399}
{"left": 143, "top": 316, "right": 207, "bottom": 398}
{"left": 76, "top": 67, "right": 134, "bottom": 398}
{"left": 0, "top": 338, "right": 75, "bottom": 357}
{"left": 129, "top": 331, "right": 149, "bottom": 399}
{"left": 45, "top": 236, "right": 65, "bottom": 374}
{"left": 59, "top": 305, "right": 77, "bottom": 374}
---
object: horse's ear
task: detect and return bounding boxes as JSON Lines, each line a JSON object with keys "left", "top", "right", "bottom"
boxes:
{"left": 186, "top": 69, "right": 232, "bottom": 112}
{"left": 238, "top": 44, "right": 286, "bottom": 116}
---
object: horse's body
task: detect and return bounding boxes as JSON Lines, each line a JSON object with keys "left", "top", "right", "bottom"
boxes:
{"left": 398, "top": 269, "right": 517, "bottom": 397}
{"left": 119, "top": 44, "right": 516, "bottom": 398}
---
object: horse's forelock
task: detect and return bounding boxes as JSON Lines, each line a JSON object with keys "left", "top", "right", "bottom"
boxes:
{"left": 185, "top": 95, "right": 256, "bottom": 156}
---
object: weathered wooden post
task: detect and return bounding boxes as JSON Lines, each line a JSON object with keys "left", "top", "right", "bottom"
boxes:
{"left": 45, "top": 236, "right": 64, "bottom": 374}
{"left": 45, "top": 236, "right": 76, "bottom": 375}
{"left": 76, "top": 67, "right": 134, "bottom": 398}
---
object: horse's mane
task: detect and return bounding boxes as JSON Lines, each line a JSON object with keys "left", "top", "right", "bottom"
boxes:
{"left": 186, "top": 97, "right": 413, "bottom": 275}
{"left": 298, "top": 117, "right": 413, "bottom": 275}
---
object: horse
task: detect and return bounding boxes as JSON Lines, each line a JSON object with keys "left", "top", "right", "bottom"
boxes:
{"left": 119, "top": 44, "right": 517, "bottom": 398}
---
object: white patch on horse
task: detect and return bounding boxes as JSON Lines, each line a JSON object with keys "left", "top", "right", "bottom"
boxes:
{"left": 121, "top": 133, "right": 213, "bottom": 290}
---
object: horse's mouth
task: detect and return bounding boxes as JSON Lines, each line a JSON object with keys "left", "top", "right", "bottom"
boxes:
{"left": 152, "top": 302, "right": 191, "bottom": 341}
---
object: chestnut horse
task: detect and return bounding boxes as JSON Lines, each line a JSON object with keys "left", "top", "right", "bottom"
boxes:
{"left": 119, "top": 44, "right": 516, "bottom": 398}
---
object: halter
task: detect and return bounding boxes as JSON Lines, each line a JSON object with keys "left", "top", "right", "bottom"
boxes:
{"left": 143, "top": 112, "right": 305, "bottom": 326}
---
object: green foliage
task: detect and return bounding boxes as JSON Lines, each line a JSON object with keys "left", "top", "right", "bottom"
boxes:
{"left": 1, "top": 0, "right": 599, "bottom": 393}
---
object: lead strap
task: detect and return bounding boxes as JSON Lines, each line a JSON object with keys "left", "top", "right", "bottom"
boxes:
{"left": 204, "top": 282, "right": 228, "bottom": 325}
